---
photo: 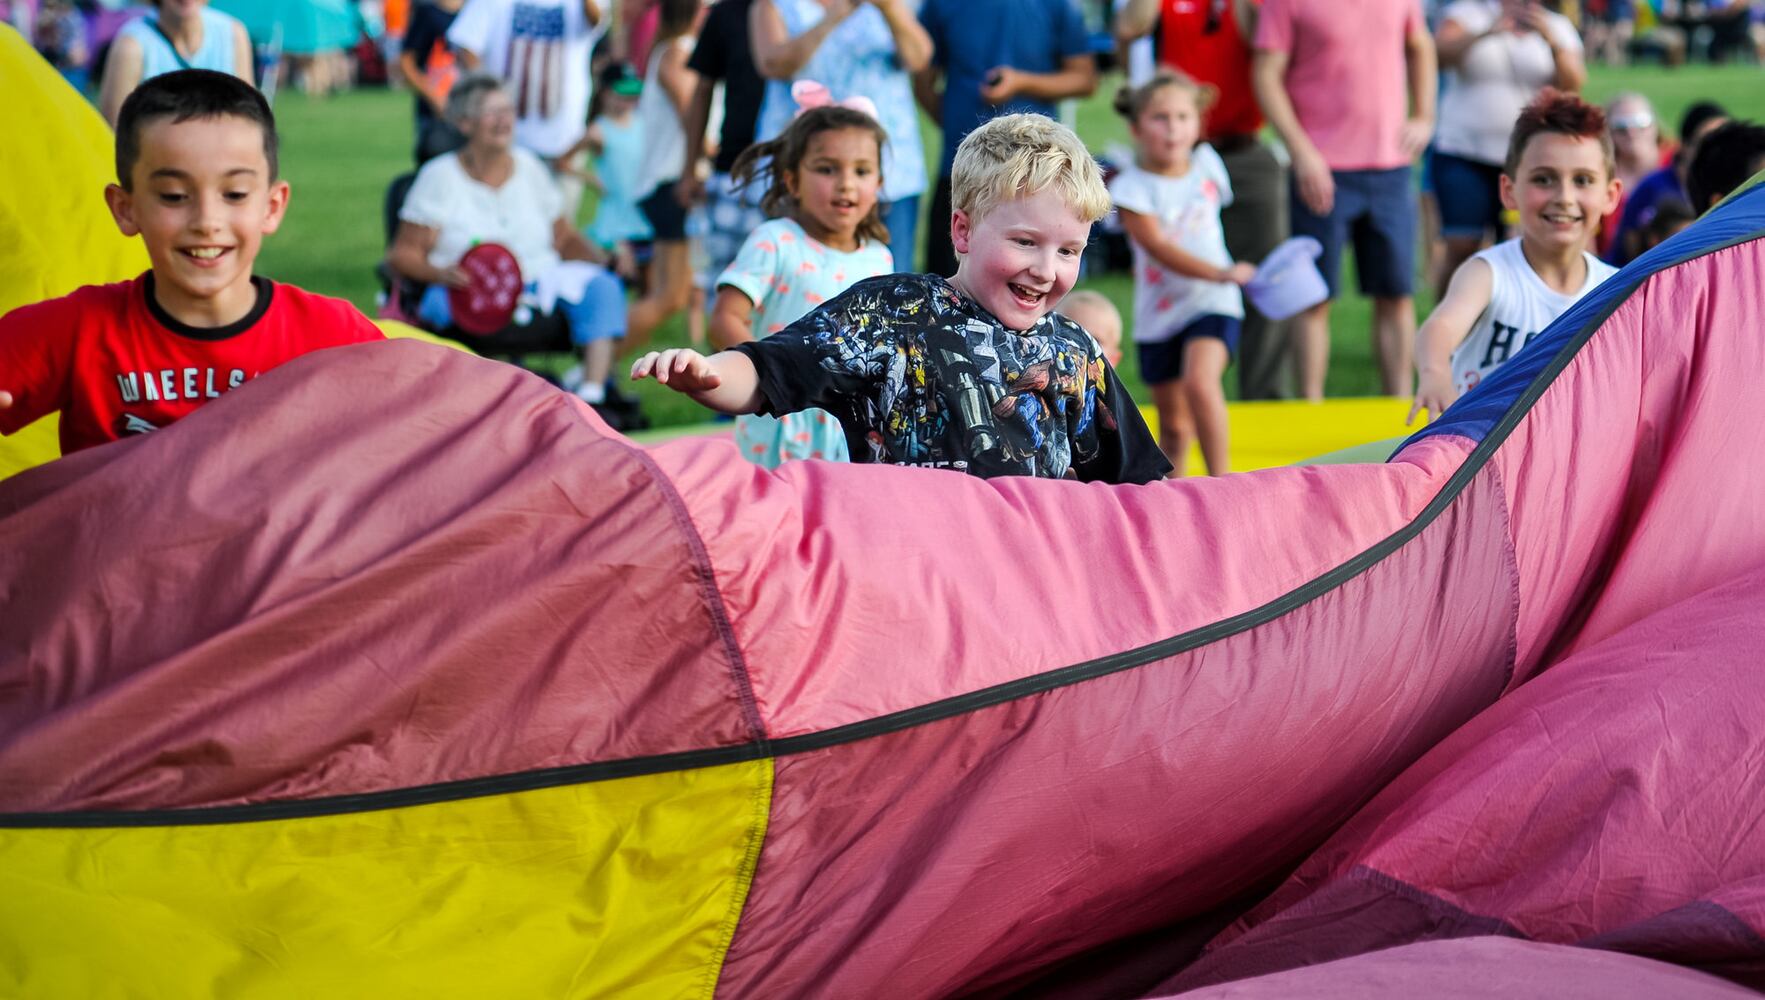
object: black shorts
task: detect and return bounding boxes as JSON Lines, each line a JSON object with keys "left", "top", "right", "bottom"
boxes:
{"left": 639, "top": 182, "right": 688, "bottom": 242}
{"left": 1137, "top": 314, "right": 1242, "bottom": 383}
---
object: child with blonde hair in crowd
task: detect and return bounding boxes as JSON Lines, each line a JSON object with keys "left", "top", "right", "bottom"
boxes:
{"left": 710, "top": 92, "right": 895, "bottom": 467}
{"left": 1109, "top": 69, "right": 1255, "bottom": 476}
{"left": 1058, "top": 290, "right": 1124, "bottom": 368}
{"left": 632, "top": 113, "right": 1168, "bottom": 483}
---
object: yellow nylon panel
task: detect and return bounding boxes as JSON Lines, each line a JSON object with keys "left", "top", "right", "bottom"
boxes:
{"left": 0, "top": 760, "right": 773, "bottom": 999}
{"left": 0, "top": 30, "right": 148, "bottom": 481}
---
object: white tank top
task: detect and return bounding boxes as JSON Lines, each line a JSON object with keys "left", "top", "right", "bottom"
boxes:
{"left": 1450, "top": 239, "right": 1618, "bottom": 395}
{"left": 635, "top": 36, "right": 690, "bottom": 200}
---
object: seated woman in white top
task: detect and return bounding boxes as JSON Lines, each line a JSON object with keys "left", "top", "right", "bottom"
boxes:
{"left": 100, "top": 0, "right": 254, "bottom": 126}
{"left": 387, "top": 74, "right": 628, "bottom": 410}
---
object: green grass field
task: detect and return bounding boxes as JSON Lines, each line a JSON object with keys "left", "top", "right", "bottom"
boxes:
{"left": 255, "top": 63, "right": 1765, "bottom": 428}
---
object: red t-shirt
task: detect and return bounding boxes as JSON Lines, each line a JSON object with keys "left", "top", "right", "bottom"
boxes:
{"left": 1159, "top": 0, "right": 1263, "bottom": 140}
{"left": 0, "top": 274, "right": 385, "bottom": 454}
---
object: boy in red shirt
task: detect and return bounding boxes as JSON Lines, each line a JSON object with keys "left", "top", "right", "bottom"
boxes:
{"left": 0, "top": 69, "right": 383, "bottom": 455}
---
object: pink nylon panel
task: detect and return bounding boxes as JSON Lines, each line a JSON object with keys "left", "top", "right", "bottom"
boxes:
{"left": 715, "top": 464, "right": 1517, "bottom": 998}
{"left": 1494, "top": 241, "right": 1765, "bottom": 684}
{"left": 0, "top": 341, "right": 758, "bottom": 812}
{"left": 1163, "top": 938, "right": 1756, "bottom": 999}
{"left": 649, "top": 433, "right": 1473, "bottom": 739}
{"left": 1180, "top": 563, "right": 1765, "bottom": 989}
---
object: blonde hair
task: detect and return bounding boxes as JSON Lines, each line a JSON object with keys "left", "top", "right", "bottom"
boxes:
{"left": 950, "top": 114, "right": 1111, "bottom": 231}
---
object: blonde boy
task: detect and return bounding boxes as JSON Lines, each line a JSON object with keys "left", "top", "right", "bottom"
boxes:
{"left": 633, "top": 114, "right": 1169, "bottom": 483}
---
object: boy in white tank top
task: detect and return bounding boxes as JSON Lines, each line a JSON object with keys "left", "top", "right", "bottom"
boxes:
{"left": 1409, "top": 90, "right": 1622, "bottom": 425}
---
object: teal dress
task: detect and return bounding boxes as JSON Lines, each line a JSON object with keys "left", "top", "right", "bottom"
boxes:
{"left": 588, "top": 115, "right": 654, "bottom": 247}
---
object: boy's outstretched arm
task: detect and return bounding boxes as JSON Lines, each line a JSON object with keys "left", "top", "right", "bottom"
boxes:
{"left": 1408, "top": 258, "right": 1494, "bottom": 425}
{"left": 630, "top": 349, "right": 766, "bottom": 415}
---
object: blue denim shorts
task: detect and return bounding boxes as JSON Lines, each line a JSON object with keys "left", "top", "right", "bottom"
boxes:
{"left": 1289, "top": 165, "right": 1417, "bottom": 299}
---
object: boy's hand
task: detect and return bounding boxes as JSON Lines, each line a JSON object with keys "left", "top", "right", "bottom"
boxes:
{"left": 1222, "top": 262, "right": 1257, "bottom": 286}
{"left": 1407, "top": 371, "right": 1456, "bottom": 425}
{"left": 630, "top": 349, "right": 724, "bottom": 394}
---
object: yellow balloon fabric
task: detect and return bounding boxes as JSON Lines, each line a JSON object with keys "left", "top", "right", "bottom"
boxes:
{"left": 1, "top": 760, "right": 774, "bottom": 999}
{"left": 0, "top": 27, "right": 146, "bottom": 479}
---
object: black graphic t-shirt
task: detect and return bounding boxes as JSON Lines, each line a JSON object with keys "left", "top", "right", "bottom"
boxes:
{"left": 732, "top": 274, "right": 1171, "bottom": 483}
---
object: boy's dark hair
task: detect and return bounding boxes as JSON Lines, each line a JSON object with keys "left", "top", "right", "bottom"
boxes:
{"left": 1685, "top": 120, "right": 1765, "bottom": 214}
{"left": 1678, "top": 100, "right": 1729, "bottom": 145}
{"left": 1641, "top": 196, "right": 1696, "bottom": 245}
{"left": 1503, "top": 88, "right": 1614, "bottom": 178}
{"left": 729, "top": 105, "right": 891, "bottom": 249}
{"left": 115, "top": 69, "right": 278, "bottom": 190}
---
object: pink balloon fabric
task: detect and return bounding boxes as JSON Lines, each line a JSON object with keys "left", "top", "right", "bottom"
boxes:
{"left": 4, "top": 183, "right": 1765, "bottom": 995}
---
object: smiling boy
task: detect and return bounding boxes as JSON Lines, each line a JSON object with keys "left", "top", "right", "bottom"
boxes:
{"left": 632, "top": 114, "right": 1169, "bottom": 483}
{"left": 0, "top": 69, "right": 382, "bottom": 454}
{"left": 1408, "top": 90, "right": 1620, "bottom": 425}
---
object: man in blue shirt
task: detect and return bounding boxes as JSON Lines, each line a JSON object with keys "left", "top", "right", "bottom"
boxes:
{"left": 915, "top": 0, "right": 1099, "bottom": 276}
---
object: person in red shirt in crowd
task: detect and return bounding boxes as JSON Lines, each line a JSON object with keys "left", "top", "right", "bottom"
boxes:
{"left": 1116, "top": 0, "right": 1293, "bottom": 400}
{"left": 0, "top": 69, "right": 383, "bottom": 455}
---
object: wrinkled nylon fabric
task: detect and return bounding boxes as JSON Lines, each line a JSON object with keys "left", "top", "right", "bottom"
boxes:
{"left": 1162, "top": 938, "right": 1756, "bottom": 999}
{"left": 1171, "top": 563, "right": 1765, "bottom": 992}
{"left": 1488, "top": 241, "right": 1765, "bottom": 681}
{"left": 716, "top": 461, "right": 1518, "bottom": 996}
{"left": 0, "top": 343, "right": 759, "bottom": 812}
{"left": 650, "top": 433, "right": 1474, "bottom": 739}
{"left": 0, "top": 759, "right": 773, "bottom": 999}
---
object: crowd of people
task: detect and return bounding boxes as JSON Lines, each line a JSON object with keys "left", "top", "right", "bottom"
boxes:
{"left": 5, "top": 0, "right": 1765, "bottom": 485}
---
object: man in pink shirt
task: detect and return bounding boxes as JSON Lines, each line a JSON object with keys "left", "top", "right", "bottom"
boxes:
{"left": 1252, "top": 0, "right": 1435, "bottom": 401}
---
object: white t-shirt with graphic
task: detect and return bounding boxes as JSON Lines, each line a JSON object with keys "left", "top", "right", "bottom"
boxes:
{"left": 447, "top": 0, "right": 604, "bottom": 158}
{"left": 716, "top": 218, "right": 894, "bottom": 340}
{"left": 1107, "top": 148, "right": 1244, "bottom": 345}
{"left": 1450, "top": 238, "right": 1617, "bottom": 395}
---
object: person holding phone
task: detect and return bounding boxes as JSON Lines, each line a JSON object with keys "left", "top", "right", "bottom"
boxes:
{"left": 1431, "top": 0, "right": 1586, "bottom": 294}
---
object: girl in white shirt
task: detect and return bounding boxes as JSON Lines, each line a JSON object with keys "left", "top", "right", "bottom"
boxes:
{"left": 1108, "top": 70, "right": 1255, "bottom": 476}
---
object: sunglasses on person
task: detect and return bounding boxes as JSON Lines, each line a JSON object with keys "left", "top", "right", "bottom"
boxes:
{"left": 1611, "top": 112, "right": 1655, "bottom": 132}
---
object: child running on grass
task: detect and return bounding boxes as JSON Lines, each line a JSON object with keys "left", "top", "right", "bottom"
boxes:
{"left": 0, "top": 69, "right": 382, "bottom": 454}
{"left": 1108, "top": 70, "right": 1255, "bottom": 476}
{"left": 711, "top": 92, "right": 895, "bottom": 467}
{"left": 631, "top": 113, "right": 1169, "bottom": 483}
{"left": 1408, "top": 90, "right": 1620, "bottom": 425}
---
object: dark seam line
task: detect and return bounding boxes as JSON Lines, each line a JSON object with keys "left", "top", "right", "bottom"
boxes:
{"left": 6, "top": 230, "right": 1760, "bottom": 831}
{"left": 1486, "top": 460, "right": 1522, "bottom": 693}
{"left": 619, "top": 422, "right": 771, "bottom": 748}
{"left": 0, "top": 742, "right": 775, "bottom": 828}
